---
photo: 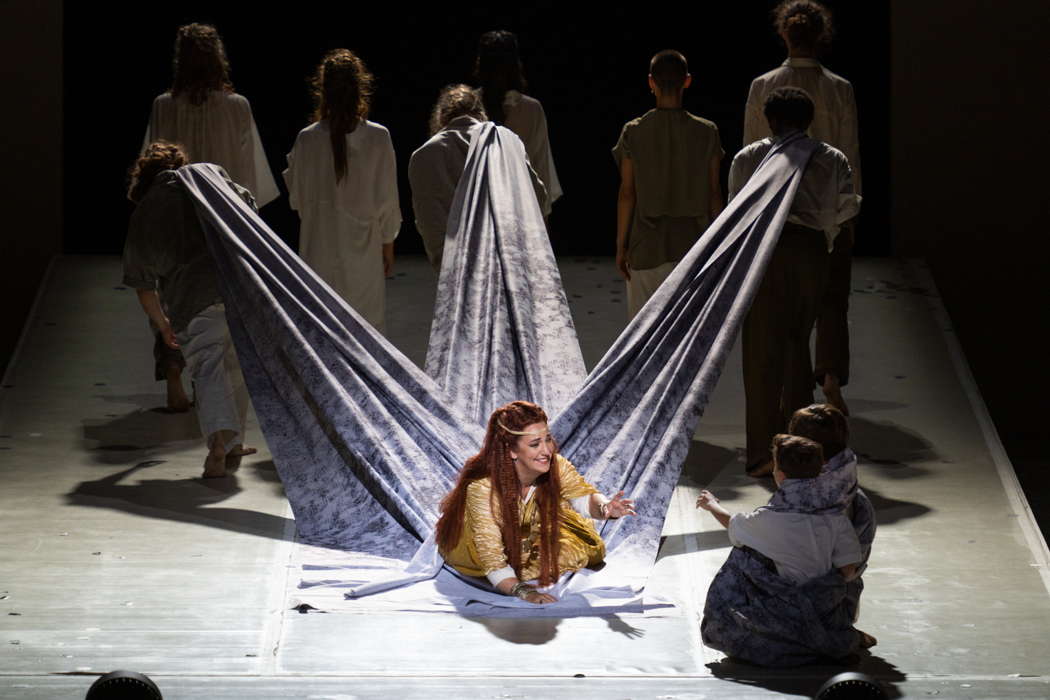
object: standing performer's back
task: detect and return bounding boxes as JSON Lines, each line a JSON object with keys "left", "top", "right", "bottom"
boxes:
{"left": 612, "top": 49, "right": 723, "bottom": 320}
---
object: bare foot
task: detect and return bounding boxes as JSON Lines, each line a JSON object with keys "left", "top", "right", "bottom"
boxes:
{"left": 224, "top": 445, "right": 257, "bottom": 472}
{"left": 856, "top": 628, "right": 878, "bottom": 648}
{"left": 202, "top": 447, "right": 227, "bottom": 479}
{"left": 166, "top": 372, "right": 191, "bottom": 413}
{"left": 822, "top": 374, "right": 850, "bottom": 416}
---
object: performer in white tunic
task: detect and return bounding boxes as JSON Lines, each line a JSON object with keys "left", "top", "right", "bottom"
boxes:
{"left": 408, "top": 85, "right": 546, "bottom": 272}
{"left": 284, "top": 49, "right": 401, "bottom": 335}
{"left": 142, "top": 23, "right": 279, "bottom": 208}
{"left": 475, "top": 30, "right": 562, "bottom": 215}
{"left": 743, "top": 1, "right": 861, "bottom": 415}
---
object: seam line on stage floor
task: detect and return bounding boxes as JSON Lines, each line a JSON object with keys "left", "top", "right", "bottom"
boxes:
{"left": 1, "top": 254, "right": 57, "bottom": 389}
{"left": 908, "top": 258, "right": 1050, "bottom": 595}
{"left": 260, "top": 500, "right": 298, "bottom": 674}
{"left": 13, "top": 672, "right": 1050, "bottom": 682}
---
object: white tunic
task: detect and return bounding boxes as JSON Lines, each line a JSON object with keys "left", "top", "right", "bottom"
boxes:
{"left": 502, "top": 90, "right": 562, "bottom": 214}
{"left": 407, "top": 116, "right": 476, "bottom": 270}
{"left": 743, "top": 57, "right": 862, "bottom": 195}
{"left": 408, "top": 117, "right": 548, "bottom": 273}
{"left": 284, "top": 119, "right": 402, "bottom": 334}
{"left": 143, "top": 91, "right": 280, "bottom": 207}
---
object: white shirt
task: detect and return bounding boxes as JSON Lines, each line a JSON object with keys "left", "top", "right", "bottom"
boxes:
{"left": 502, "top": 90, "right": 562, "bottom": 214}
{"left": 407, "top": 116, "right": 477, "bottom": 270}
{"left": 743, "top": 57, "right": 862, "bottom": 195}
{"left": 408, "top": 117, "right": 548, "bottom": 272}
{"left": 728, "top": 504, "right": 862, "bottom": 585}
{"left": 728, "top": 133, "right": 860, "bottom": 249}
{"left": 284, "top": 119, "right": 401, "bottom": 333}
{"left": 144, "top": 91, "right": 279, "bottom": 207}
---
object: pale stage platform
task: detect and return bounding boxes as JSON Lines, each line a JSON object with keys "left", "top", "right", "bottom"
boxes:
{"left": 1, "top": 255, "right": 1048, "bottom": 699}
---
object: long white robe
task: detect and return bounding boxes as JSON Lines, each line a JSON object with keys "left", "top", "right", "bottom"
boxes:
{"left": 284, "top": 119, "right": 401, "bottom": 334}
{"left": 143, "top": 91, "right": 279, "bottom": 207}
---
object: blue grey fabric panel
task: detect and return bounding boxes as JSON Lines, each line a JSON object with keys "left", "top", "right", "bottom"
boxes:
{"left": 177, "top": 163, "right": 482, "bottom": 554}
{"left": 426, "top": 123, "right": 587, "bottom": 423}
{"left": 552, "top": 133, "right": 818, "bottom": 578}
{"left": 176, "top": 130, "right": 817, "bottom": 602}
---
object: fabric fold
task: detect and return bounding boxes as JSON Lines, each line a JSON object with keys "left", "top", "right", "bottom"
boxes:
{"left": 177, "top": 129, "right": 818, "bottom": 615}
{"left": 426, "top": 123, "right": 586, "bottom": 423}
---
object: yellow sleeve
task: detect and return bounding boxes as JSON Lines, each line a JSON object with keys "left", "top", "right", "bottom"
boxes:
{"left": 464, "top": 479, "right": 511, "bottom": 574}
{"left": 557, "top": 455, "right": 598, "bottom": 501}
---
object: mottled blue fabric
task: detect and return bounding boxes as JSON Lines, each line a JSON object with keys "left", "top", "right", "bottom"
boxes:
{"left": 176, "top": 130, "right": 818, "bottom": 613}
{"left": 701, "top": 449, "right": 875, "bottom": 665}
{"left": 701, "top": 547, "right": 859, "bottom": 666}
{"left": 427, "top": 124, "right": 587, "bottom": 422}
{"left": 177, "top": 163, "right": 478, "bottom": 557}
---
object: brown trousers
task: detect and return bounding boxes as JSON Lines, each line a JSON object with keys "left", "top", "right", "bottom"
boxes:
{"left": 743, "top": 223, "right": 830, "bottom": 467}
{"left": 814, "top": 221, "right": 854, "bottom": 387}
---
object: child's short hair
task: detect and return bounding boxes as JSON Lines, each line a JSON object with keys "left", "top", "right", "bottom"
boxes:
{"left": 788, "top": 403, "right": 848, "bottom": 459}
{"left": 649, "top": 50, "right": 688, "bottom": 94}
{"left": 772, "top": 434, "right": 824, "bottom": 479}
{"left": 763, "top": 86, "right": 815, "bottom": 131}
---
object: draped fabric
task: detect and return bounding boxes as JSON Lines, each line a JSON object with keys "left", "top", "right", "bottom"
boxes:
{"left": 175, "top": 128, "right": 817, "bottom": 613}
{"left": 701, "top": 547, "right": 859, "bottom": 666}
{"left": 426, "top": 124, "right": 586, "bottom": 422}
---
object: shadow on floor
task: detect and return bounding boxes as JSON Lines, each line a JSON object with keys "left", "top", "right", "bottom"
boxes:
{"left": 92, "top": 391, "right": 180, "bottom": 412}
{"left": 463, "top": 612, "right": 649, "bottom": 646}
{"left": 680, "top": 440, "right": 743, "bottom": 488}
{"left": 708, "top": 651, "right": 907, "bottom": 698}
{"left": 657, "top": 529, "right": 732, "bottom": 561}
{"left": 469, "top": 616, "right": 562, "bottom": 645}
{"left": 850, "top": 415, "right": 937, "bottom": 473}
{"left": 65, "top": 460, "right": 293, "bottom": 542}
{"left": 82, "top": 407, "right": 201, "bottom": 463}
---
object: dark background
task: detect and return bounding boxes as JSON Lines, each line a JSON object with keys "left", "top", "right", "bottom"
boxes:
{"left": 61, "top": 2, "right": 890, "bottom": 257}
{"left": 1, "top": 2, "right": 1047, "bottom": 531}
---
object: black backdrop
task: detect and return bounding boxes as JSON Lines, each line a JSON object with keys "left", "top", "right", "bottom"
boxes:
{"left": 64, "top": 2, "right": 888, "bottom": 257}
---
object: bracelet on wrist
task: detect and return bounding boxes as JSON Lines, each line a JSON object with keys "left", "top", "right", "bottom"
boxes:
{"left": 599, "top": 500, "right": 611, "bottom": 519}
{"left": 510, "top": 581, "right": 535, "bottom": 599}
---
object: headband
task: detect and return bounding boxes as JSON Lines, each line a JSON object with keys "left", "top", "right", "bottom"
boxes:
{"left": 497, "top": 420, "right": 549, "bottom": 437}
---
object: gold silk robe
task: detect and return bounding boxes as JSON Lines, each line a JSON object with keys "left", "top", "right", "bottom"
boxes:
{"left": 441, "top": 455, "right": 606, "bottom": 583}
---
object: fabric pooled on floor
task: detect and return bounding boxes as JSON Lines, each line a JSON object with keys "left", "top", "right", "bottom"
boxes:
{"left": 176, "top": 128, "right": 817, "bottom": 615}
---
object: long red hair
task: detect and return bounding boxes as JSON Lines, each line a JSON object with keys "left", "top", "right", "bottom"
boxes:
{"left": 435, "top": 401, "right": 563, "bottom": 586}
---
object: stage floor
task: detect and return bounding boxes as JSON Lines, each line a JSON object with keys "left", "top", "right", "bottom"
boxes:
{"left": 2, "top": 255, "right": 1048, "bottom": 699}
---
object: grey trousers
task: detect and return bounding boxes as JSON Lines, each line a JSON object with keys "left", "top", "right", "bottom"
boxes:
{"left": 176, "top": 304, "right": 249, "bottom": 451}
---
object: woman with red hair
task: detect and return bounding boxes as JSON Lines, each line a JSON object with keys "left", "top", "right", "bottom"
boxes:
{"left": 436, "top": 401, "right": 634, "bottom": 605}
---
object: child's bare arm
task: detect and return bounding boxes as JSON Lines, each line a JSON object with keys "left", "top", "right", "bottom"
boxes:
{"left": 696, "top": 490, "right": 732, "bottom": 529}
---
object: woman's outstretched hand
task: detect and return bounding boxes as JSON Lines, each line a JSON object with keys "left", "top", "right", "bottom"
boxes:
{"left": 605, "top": 490, "right": 636, "bottom": 518}
{"left": 523, "top": 590, "right": 558, "bottom": 604}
